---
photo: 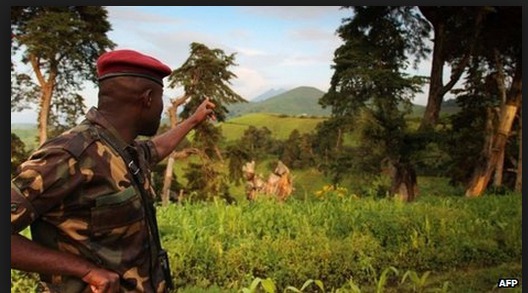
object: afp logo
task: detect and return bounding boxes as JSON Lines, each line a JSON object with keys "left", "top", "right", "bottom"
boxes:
{"left": 497, "top": 278, "right": 519, "bottom": 288}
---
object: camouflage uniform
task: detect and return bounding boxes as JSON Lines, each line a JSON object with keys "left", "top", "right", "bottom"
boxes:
{"left": 11, "top": 107, "right": 168, "bottom": 293}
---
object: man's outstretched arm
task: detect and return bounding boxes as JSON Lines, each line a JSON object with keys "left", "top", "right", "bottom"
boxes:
{"left": 151, "top": 98, "right": 216, "bottom": 162}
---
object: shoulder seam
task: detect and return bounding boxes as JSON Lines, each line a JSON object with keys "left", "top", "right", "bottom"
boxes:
{"left": 60, "top": 126, "right": 99, "bottom": 159}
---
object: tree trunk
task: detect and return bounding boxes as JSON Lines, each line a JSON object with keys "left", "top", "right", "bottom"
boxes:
{"left": 492, "top": 49, "right": 508, "bottom": 188}
{"left": 335, "top": 128, "right": 342, "bottom": 151}
{"left": 29, "top": 53, "right": 56, "bottom": 146}
{"left": 161, "top": 94, "right": 189, "bottom": 206}
{"left": 418, "top": 7, "right": 485, "bottom": 131}
{"left": 481, "top": 107, "right": 498, "bottom": 186}
{"left": 419, "top": 11, "right": 445, "bottom": 131}
{"left": 161, "top": 155, "right": 176, "bottom": 206}
{"left": 214, "top": 146, "right": 224, "bottom": 162}
{"left": 38, "top": 88, "right": 53, "bottom": 146}
{"left": 465, "top": 64, "right": 522, "bottom": 197}
{"left": 515, "top": 110, "right": 522, "bottom": 193}
{"left": 386, "top": 159, "right": 418, "bottom": 202}
{"left": 493, "top": 147, "right": 505, "bottom": 188}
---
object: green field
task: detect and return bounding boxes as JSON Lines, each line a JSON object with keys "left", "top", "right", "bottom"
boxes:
{"left": 219, "top": 113, "right": 327, "bottom": 141}
{"left": 11, "top": 124, "right": 39, "bottom": 152}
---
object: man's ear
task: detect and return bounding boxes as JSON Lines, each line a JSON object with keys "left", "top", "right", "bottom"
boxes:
{"left": 142, "top": 89, "right": 153, "bottom": 107}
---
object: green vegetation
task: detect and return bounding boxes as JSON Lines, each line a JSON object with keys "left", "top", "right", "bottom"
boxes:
{"left": 11, "top": 124, "right": 39, "bottom": 153}
{"left": 11, "top": 192, "right": 522, "bottom": 292}
{"left": 220, "top": 113, "right": 327, "bottom": 141}
{"left": 162, "top": 193, "right": 525, "bottom": 293}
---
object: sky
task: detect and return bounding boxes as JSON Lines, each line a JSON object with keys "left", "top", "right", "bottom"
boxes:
{"left": 11, "top": 6, "right": 434, "bottom": 124}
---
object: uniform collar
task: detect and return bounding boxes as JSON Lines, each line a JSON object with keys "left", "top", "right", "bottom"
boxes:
{"left": 85, "top": 107, "right": 137, "bottom": 151}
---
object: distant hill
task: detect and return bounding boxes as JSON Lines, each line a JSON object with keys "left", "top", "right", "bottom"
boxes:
{"left": 251, "top": 88, "right": 288, "bottom": 102}
{"left": 227, "top": 86, "right": 461, "bottom": 119}
{"left": 227, "top": 86, "right": 331, "bottom": 118}
{"left": 11, "top": 123, "right": 37, "bottom": 130}
{"left": 11, "top": 124, "right": 39, "bottom": 151}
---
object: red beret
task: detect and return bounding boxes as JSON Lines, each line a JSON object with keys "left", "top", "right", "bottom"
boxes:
{"left": 96, "top": 49, "right": 172, "bottom": 86}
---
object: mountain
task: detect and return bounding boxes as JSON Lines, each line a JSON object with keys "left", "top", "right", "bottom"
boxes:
{"left": 227, "top": 86, "right": 331, "bottom": 118}
{"left": 11, "top": 123, "right": 38, "bottom": 130}
{"left": 251, "top": 88, "right": 288, "bottom": 102}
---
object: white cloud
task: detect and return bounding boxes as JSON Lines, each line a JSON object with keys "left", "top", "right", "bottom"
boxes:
{"left": 289, "top": 27, "right": 339, "bottom": 43}
{"left": 280, "top": 55, "right": 322, "bottom": 67}
{"left": 234, "top": 47, "right": 268, "bottom": 57}
{"left": 231, "top": 67, "right": 271, "bottom": 100}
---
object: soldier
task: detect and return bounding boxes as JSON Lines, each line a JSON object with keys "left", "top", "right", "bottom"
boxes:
{"left": 11, "top": 49, "right": 216, "bottom": 292}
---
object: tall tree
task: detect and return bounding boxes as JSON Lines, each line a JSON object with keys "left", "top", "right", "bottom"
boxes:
{"left": 159, "top": 95, "right": 200, "bottom": 205}
{"left": 444, "top": 74, "right": 494, "bottom": 188}
{"left": 225, "top": 143, "right": 252, "bottom": 186}
{"left": 281, "top": 129, "right": 302, "bottom": 169}
{"left": 464, "top": 65, "right": 521, "bottom": 196}
{"left": 515, "top": 109, "right": 521, "bottom": 193}
{"left": 320, "top": 6, "right": 426, "bottom": 201}
{"left": 170, "top": 42, "right": 246, "bottom": 158}
{"left": 11, "top": 6, "right": 115, "bottom": 145}
{"left": 162, "top": 42, "right": 246, "bottom": 204}
{"left": 172, "top": 42, "right": 246, "bottom": 122}
{"left": 280, "top": 129, "right": 316, "bottom": 169}
{"left": 311, "top": 118, "right": 347, "bottom": 171}
{"left": 417, "top": 6, "right": 491, "bottom": 130}
{"left": 464, "top": 6, "right": 521, "bottom": 197}
{"left": 238, "top": 126, "right": 275, "bottom": 161}
{"left": 329, "top": 6, "right": 521, "bottom": 198}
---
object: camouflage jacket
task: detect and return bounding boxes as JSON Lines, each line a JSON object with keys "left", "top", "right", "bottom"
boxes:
{"left": 11, "top": 107, "right": 168, "bottom": 293}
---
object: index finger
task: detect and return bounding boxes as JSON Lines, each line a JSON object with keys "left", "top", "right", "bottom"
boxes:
{"left": 205, "top": 97, "right": 216, "bottom": 108}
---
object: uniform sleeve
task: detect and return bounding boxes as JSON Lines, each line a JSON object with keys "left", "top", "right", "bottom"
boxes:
{"left": 11, "top": 147, "right": 84, "bottom": 234}
{"left": 137, "top": 140, "right": 160, "bottom": 167}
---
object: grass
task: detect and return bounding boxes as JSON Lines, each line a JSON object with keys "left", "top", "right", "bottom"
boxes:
{"left": 424, "top": 262, "right": 522, "bottom": 293}
{"left": 11, "top": 187, "right": 521, "bottom": 293}
{"left": 219, "top": 113, "right": 326, "bottom": 141}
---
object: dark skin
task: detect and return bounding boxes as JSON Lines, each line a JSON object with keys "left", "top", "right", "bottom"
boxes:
{"left": 11, "top": 76, "right": 215, "bottom": 292}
